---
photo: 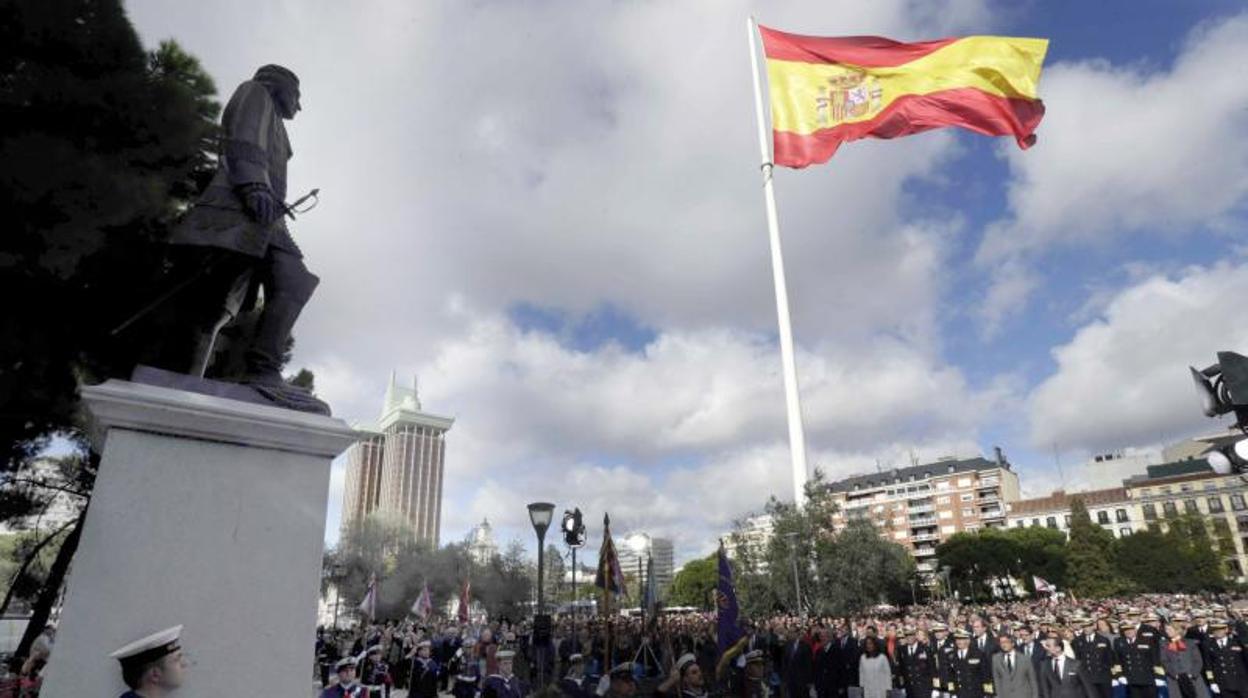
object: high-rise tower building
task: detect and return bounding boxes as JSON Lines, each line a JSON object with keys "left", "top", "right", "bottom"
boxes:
{"left": 340, "top": 373, "right": 454, "bottom": 546}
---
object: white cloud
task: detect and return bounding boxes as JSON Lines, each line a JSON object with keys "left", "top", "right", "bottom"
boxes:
{"left": 1028, "top": 261, "right": 1248, "bottom": 453}
{"left": 411, "top": 308, "right": 1002, "bottom": 470}
{"left": 974, "top": 12, "right": 1248, "bottom": 327}
{"left": 123, "top": 1, "right": 1033, "bottom": 559}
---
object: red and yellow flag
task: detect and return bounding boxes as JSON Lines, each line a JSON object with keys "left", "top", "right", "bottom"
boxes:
{"left": 760, "top": 26, "right": 1049, "bottom": 168}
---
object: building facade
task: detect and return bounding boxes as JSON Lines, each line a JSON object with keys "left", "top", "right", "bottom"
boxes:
{"left": 616, "top": 532, "right": 675, "bottom": 600}
{"left": 1123, "top": 460, "right": 1248, "bottom": 582}
{"left": 725, "top": 513, "right": 774, "bottom": 570}
{"left": 339, "top": 373, "right": 454, "bottom": 546}
{"left": 466, "top": 518, "right": 499, "bottom": 564}
{"left": 1006, "top": 487, "right": 1141, "bottom": 539}
{"left": 825, "top": 453, "right": 1021, "bottom": 576}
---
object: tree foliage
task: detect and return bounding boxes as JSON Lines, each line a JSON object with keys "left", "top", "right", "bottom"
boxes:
{"left": 1065, "top": 498, "right": 1121, "bottom": 598}
{"left": 731, "top": 470, "right": 914, "bottom": 616}
{"left": 667, "top": 553, "right": 717, "bottom": 609}
{"left": 327, "top": 516, "right": 535, "bottom": 625}
{"left": 1114, "top": 513, "right": 1228, "bottom": 593}
{"left": 935, "top": 526, "right": 1067, "bottom": 600}
{"left": 0, "top": 0, "right": 223, "bottom": 475}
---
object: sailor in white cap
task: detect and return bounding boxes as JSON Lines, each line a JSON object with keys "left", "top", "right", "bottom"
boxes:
{"left": 320, "top": 656, "right": 366, "bottom": 698}
{"left": 741, "top": 650, "right": 770, "bottom": 698}
{"left": 483, "top": 649, "right": 526, "bottom": 698}
{"left": 110, "top": 625, "right": 187, "bottom": 697}
{"left": 357, "top": 644, "right": 389, "bottom": 697}
{"left": 598, "top": 662, "right": 639, "bottom": 698}
{"left": 560, "top": 652, "right": 592, "bottom": 698}
{"left": 409, "top": 638, "right": 441, "bottom": 698}
{"left": 454, "top": 637, "right": 482, "bottom": 698}
{"left": 656, "top": 652, "right": 707, "bottom": 698}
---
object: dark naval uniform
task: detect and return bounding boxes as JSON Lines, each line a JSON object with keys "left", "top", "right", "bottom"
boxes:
{"left": 483, "top": 673, "right": 526, "bottom": 698}
{"left": 1137, "top": 626, "right": 1164, "bottom": 666}
{"left": 1203, "top": 636, "right": 1248, "bottom": 698}
{"left": 319, "top": 682, "right": 368, "bottom": 698}
{"left": 558, "top": 674, "right": 592, "bottom": 698}
{"left": 947, "top": 647, "right": 993, "bottom": 698}
{"left": 411, "top": 657, "right": 441, "bottom": 698}
{"left": 455, "top": 666, "right": 482, "bottom": 698}
{"left": 898, "top": 642, "right": 938, "bottom": 698}
{"left": 931, "top": 638, "right": 957, "bottom": 696}
{"left": 1073, "top": 633, "right": 1115, "bottom": 698}
{"left": 1114, "top": 636, "right": 1162, "bottom": 698}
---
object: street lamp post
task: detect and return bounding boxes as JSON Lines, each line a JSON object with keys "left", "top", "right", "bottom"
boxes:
{"left": 528, "top": 501, "right": 555, "bottom": 688}
{"left": 330, "top": 562, "right": 344, "bottom": 630}
{"left": 783, "top": 531, "right": 802, "bottom": 614}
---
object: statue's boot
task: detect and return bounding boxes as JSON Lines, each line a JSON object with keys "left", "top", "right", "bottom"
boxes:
{"left": 240, "top": 293, "right": 330, "bottom": 415}
{"left": 242, "top": 294, "right": 304, "bottom": 387}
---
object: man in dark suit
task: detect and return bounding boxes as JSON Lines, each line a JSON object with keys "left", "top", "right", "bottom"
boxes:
{"left": 828, "top": 623, "right": 860, "bottom": 698}
{"left": 1187, "top": 610, "right": 1211, "bottom": 651}
{"left": 972, "top": 618, "right": 1001, "bottom": 663}
{"left": 1071, "top": 616, "right": 1114, "bottom": 698}
{"left": 815, "top": 627, "right": 837, "bottom": 698}
{"left": 783, "top": 626, "right": 815, "bottom": 698}
{"left": 1039, "top": 632, "right": 1097, "bottom": 698}
{"left": 1016, "top": 627, "right": 1046, "bottom": 680}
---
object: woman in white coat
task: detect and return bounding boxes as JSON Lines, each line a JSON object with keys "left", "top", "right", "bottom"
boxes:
{"left": 860, "top": 636, "right": 894, "bottom": 698}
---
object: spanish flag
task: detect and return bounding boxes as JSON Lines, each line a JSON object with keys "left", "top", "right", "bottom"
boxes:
{"left": 760, "top": 26, "right": 1048, "bottom": 168}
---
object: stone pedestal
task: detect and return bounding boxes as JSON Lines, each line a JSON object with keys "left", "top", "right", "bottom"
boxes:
{"left": 40, "top": 379, "right": 356, "bottom": 697}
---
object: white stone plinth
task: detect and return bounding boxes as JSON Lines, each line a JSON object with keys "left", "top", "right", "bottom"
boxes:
{"left": 40, "top": 379, "right": 356, "bottom": 697}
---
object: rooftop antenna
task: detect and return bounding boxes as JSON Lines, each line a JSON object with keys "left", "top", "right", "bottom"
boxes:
{"left": 1052, "top": 442, "right": 1067, "bottom": 488}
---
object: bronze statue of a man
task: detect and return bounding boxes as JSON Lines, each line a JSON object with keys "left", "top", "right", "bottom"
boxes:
{"left": 158, "top": 64, "right": 326, "bottom": 413}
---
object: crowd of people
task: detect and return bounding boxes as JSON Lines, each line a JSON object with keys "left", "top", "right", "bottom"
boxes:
{"left": 313, "top": 595, "right": 1248, "bottom": 698}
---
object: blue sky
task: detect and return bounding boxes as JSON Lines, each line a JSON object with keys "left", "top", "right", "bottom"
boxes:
{"left": 124, "top": 0, "right": 1248, "bottom": 563}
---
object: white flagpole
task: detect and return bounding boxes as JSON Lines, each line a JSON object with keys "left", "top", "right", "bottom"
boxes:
{"left": 747, "top": 16, "right": 809, "bottom": 507}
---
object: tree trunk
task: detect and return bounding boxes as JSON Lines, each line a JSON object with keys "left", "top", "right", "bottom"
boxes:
{"left": 15, "top": 507, "right": 85, "bottom": 659}
{"left": 0, "top": 518, "right": 75, "bottom": 617}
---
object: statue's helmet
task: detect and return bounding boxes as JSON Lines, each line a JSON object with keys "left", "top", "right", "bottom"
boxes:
{"left": 254, "top": 64, "right": 299, "bottom": 92}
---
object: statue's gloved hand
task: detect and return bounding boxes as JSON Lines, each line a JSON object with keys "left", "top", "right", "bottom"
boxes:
{"left": 238, "top": 184, "right": 281, "bottom": 225}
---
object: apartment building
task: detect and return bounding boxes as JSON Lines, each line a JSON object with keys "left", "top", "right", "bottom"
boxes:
{"left": 1006, "top": 487, "right": 1141, "bottom": 538}
{"left": 1123, "top": 460, "right": 1248, "bottom": 581}
{"left": 826, "top": 452, "right": 1021, "bottom": 576}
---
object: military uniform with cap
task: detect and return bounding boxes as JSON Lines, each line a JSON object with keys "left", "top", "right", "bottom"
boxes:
{"left": 946, "top": 630, "right": 993, "bottom": 698}
{"left": 929, "top": 623, "right": 956, "bottom": 697}
{"left": 321, "top": 657, "right": 368, "bottom": 698}
{"left": 455, "top": 638, "right": 482, "bottom": 698}
{"left": 559, "top": 653, "right": 593, "bottom": 698}
{"left": 1071, "top": 618, "right": 1115, "bottom": 698}
{"left": 483, "top": 650, "right": 527, "bottom": 698}
{"left": 741, "top": 650, "right": 771, "bottom": 698}
{"left": 1203, "top": 621, "right": 1248, "bottom": 698}
{"left": 111, "top": 625, "right": 186, "bottom": 697}
{"left": 411, "top": 639, "right": 442, "bottom": 698}
{"left": 898, "top": 629, "right": 937, "bottom": 698}
{"left": 1113, "top": 621, "right": 1163, "bottom": 698}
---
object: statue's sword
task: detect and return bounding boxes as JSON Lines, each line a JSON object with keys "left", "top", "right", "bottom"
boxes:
{"left": 281, "top": 188, "right": 320, "bottom": 219}
{"left": 110, "top": 188, "right": 320, "bottom": 337}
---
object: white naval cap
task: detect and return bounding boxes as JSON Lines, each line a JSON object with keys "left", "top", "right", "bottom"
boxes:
{"left": 109, "top": 625, "right": 183, "bottom": 670}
